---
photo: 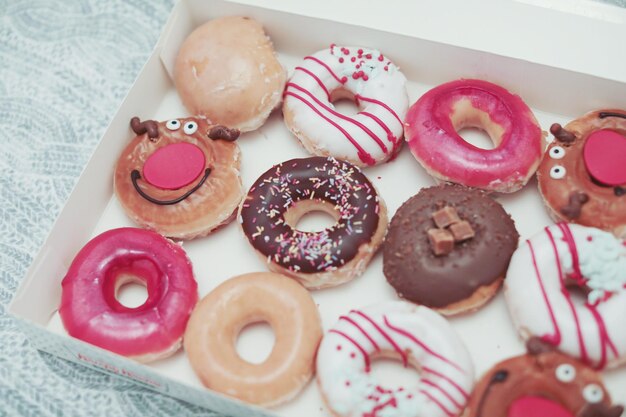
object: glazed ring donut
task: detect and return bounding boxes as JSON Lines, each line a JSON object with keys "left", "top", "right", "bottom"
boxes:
{"left": 405, "top": 79, "right": 546, "bottom": 193}
{"left": 239, "top": 156, "right": 388, "bottom": 289}
{"left": 114, "top": 116, "right": 244, "bottom": 240}
{"left": 283, "top": 44, "right": 409, "bottom": 167}
{"left": 183, "top": 272, "right": 322, "bottom": 407}
{"left": 383, "top": 184, "right": 519, "bottom": 315}
{"left": 59, "top": 227, "right": 198, "bottom": 363}
{"left": 537, "top": 110, "right": 626, "bottom": 237}
{"left": 316, "top": 301, "right": 474, "bottom": 417}
{"left": 465, "top": 339, "right": 623, "bottom": 417}
{"left": 504, "top": 223, "right": 626, "bottom": 369}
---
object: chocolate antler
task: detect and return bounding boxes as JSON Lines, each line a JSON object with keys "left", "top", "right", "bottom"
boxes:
{"left": 130, "top": 117, "right": 159, "bottom": 139}
{"left": 526, "top": 337, "right": 556, "bottom": 356}
{"left": 550, "top": 123, "right": 577, "bottom": 144}
{"left": 560, "top": 191, "right": 590, "bottom": 219}
{"left": 578, "top": 403, "right": 624, "bottom": 417}
{"left": 208, "top": 125, "right": 240, "bottom": 142}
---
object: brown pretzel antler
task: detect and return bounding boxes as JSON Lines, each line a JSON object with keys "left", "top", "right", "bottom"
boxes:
{"left": 130, "top": 117, "right": 159, "bottom": 139}
{"left": 208, "top": 125, "right": 240, "bottom": 142}
{"left": 550, "top": 123, "right": 577, "bottom": 144}
{"left": 560, "top": 191, "right": 590, "bottom": 219}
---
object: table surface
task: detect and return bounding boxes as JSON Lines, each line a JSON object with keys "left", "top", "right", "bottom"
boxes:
{"left": 1, "top": 0, "right": 624, "bottom": 416}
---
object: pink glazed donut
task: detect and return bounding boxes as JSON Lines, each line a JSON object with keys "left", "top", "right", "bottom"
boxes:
{"left": 59, "top": 228, "right": 198, "bottom": 363}
{"left": 405, "top": 79, "right": 546, "bottom": 193}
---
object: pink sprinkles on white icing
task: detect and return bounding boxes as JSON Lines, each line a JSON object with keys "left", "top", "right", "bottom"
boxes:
{"left": 284, "top": 44, "right": 408, "bottom": 166}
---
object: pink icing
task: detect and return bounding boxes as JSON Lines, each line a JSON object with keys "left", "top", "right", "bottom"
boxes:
{"left": 583, "top": 129, "right": 626, "bottom": 186}
{"left": 405, "top": 79, "right": 543, "bottom": 190}
{"left": 59, "top": 228, "right": 198, "bottom": 358}
{"left": 507, "top": 396, "right": 574, "bottom": 417}
{"left": 142, "top": 142, "right": 205, "bottom": 190}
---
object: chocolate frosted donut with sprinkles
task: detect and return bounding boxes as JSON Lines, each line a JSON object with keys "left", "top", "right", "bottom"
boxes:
{"left": 239, "top": 156, "right": 388, "bottom": 289}
{"left": 283, "top": 45, "right": 408, "bottom": 167}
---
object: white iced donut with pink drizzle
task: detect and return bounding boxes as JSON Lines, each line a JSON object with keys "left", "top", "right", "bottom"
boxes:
{"left": 316, "top": 301, "right": 474, "bottom": 417}
{"left": 283, "top": 45, "right": 409, "bottom": 167}
{"left": 405, "top": 79, "right": 546, "bottom": 193}
{"left": 504, "top": 223, "right": 626, "bottom": 369}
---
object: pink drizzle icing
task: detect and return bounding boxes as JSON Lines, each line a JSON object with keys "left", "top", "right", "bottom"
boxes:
{"left": 327, "top": 307, "right": 469, "bottom": 417}
{"left": 531, "top": 223, "right": 618, "bottom": 369}
{"left": 286, "top": 48, "right": 404, "bottom": 165}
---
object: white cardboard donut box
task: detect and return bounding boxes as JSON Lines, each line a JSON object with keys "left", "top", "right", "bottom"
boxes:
{"left": 8, "top": 0, "right": 626, "bottom": 415}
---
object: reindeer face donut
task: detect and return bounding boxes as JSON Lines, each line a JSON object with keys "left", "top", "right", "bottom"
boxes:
{"left": 316, "top": 302, "right": 474, "bottom": 417}
{"left": 464, "top": 339, "right": 624, "bottom": 417}
{"left": 504, "top": 223, "right": 626, "bottom": 369}
{"left": 405, "top": 79, "right": 546, "bottom": 193}
{"left": 538, "top": 110, "right": 626, "bottom": 238}
{"left": 283, "top": 45, "right": 409, "bottom": 167}
{"left": 114, "top": 117, "right": 244, "bottom": 240}
{"left": 239, "top": 156, "right": 388, "bottom": 289}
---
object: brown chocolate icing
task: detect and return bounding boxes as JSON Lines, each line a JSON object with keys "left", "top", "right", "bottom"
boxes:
{"left": 599, "top": 111, "right": 626, "bottom": 120}
{"left": 208, "top": 125, "right": 240, "bottom": 141}
{"left": 130, "top": 117, "right": 159, "bottom": 139}
{"left": 240, "top": 157, "right": 380, "bottom": 274}
{"left": 560, "top": 191, "right": 590, "bottom": 219}
{"left": 383, "top": 184, "right": 518, "bottom": 309}
{"left": 465, "top": 347, "right": 623, "bottom": 417}
{"left": 130, "top": 168, "right": 211, "bottom": 205}
{"left": 550, "top": 123, "right": 577, "bottom": 144}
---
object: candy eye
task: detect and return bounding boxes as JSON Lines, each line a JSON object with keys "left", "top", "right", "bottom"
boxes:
{"left": 183, "top": 121, "right": 198, "bottom": 135}
{"left": 550, "top": 165, "right": 566, "bottom": 179}
{"left": 166, "top": 119, "right": 181, "bottom": 130}
{"left": 549, "top": 146, "right": 565, "bottom": 159}
{"left": 555, "top": 364, "right": 576, "bottom": 382}
{"left": 582, "top": 383, "right": 604, "bottom": 403}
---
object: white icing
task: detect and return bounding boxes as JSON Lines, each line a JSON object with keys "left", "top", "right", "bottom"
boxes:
{"left": 549, "top": 146, "right": 565, "bottom": 159}
{"left": 284, "top": 45, "right": 409, "bottom": 165}
{"left": 550, "top": 165, "right": 566, "bottom": 179}
{"left": 504, "top": 223, "right": 626, "bottom": 369}
{"left": 183, "top": 121, "right": 198, "bottom": 135}
{"left": 316, "top": 301, "right": 474, "bottom": 417}
{"left": 582, "top": 383, "right": 604, "bottom": 403}
{"left": 166, "top": 119, "right": 180, "bottom": 131}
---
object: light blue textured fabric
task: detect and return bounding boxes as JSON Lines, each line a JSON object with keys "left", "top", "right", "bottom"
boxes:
{"left": 0, "top": 1, "right": 220, "bottom": 416}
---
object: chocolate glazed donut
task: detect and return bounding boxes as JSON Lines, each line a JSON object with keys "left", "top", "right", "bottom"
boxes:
{"left": 465, "top": 338, "right": 624, "bottom": 417}
{"left": 239, "top": 156, "right": 388, "bottom": 289}
{"left": 383, "top": 184, "right": 519, "bottom": 315}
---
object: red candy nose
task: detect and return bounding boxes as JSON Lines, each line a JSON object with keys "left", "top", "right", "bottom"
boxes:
{"left": 508, "top": 396, "right": 574, "bottom": 417}
{"left": 143, "top": 143, "right": 206, "bottom": 190}
{"left": 583, "top": 129, "right": 626, "bottom": 186}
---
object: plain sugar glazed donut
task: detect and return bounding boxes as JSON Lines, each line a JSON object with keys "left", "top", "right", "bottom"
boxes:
{"left": 183, "top": 272, "right": 322, "bottom": 407}
{"left": 464, "top": 338, "right": 623, "bottom": 417}
{"left": 283, "top": 44, "right": 408, "bottom": 167}
{"left": 114, "top": 116, "right": 243, "bottom": 240}
{"left": 59, "top": 227, "right": 198, "bottom": 363}
{"left": 537, "top": 110, "right": 626, "bottom": 238}
{"left": 239, "top": 156, "right": 388, "bottom": 289}
{"left": 405, "top": 79, "right": 546, "bottom": 192}
{"left": 174, "top": 16, "right": 286, "bottom": 132}
{"left": 383, "top": 184, "right": 519, "bottom": 315}
{"left": 504, "top": 223, "right": 626, "bottom": 369}
{"left": 316, "top": 301, "right": 474, "bottom": 417}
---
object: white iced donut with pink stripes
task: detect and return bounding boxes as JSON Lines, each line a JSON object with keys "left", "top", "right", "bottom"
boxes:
{"left": 505, "top": 223, "right": 626, "bottom": 369}
{"left": 283, "top": 45, "right": 408, "bottom": 167}
{"left": 316, "top": 301, "right": 474, "bottom": 417}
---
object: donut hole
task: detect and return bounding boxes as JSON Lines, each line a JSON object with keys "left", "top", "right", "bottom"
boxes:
{"left": 330, "top": 89, "right": 360, "bottom": 116}
{"left": 369, "top": 356, "right": 421, "bottom": 391}
{"left": 451, "top": 98, "right": 504, "bottom": 150}
{"left": 284, "top": 200, "right": 340, "bottom": 233}
{"left": 114, "top": 274, "right": 149, "bottom": 309}
{"left": 236, "top": 321, "right": 276, "bottom": 364}
{"left": 457, "top": 127, "right": 496, "bottom": 150}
